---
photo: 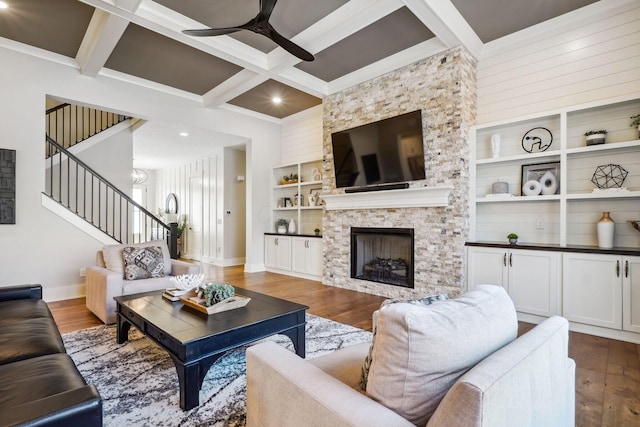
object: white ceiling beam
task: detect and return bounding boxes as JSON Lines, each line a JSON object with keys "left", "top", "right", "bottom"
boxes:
{"left": 203, "top": 70, "right": 269, "bottom": 108}
{"left": 402, "top": 0, "right": 483, "bottom": 59}
{"left": 76, "top": 10, "right": 130, "bottom": 76}
{"left": 76, "top": 0, "right": 142, "bottom": 76}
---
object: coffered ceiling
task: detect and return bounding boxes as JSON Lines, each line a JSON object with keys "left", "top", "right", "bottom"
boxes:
{"left": 0, "top": 0, "right": 604, "bottom": 121}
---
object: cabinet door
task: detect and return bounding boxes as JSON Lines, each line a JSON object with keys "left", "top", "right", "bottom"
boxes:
{"left": 467, "top": 247, "right": 508, "bottom": 291}
{"left": 623, "top": 256, "right": 640, "bottom": 333}
{"left": 291, "top": 238, "right": 323, "bottom": 277}
{"left": 291, "top": 238, "right": 307, "bottom": 273}
{"left": 275, "top": 236, "right": 292, "bottom": 271}
{"left": 264, "top": 236, "right": 278, "bottom": 268}
{"left": 508, "top": 249, "right": 560, "bottom": 316}
{"left": 306, "top": 238, "right": 323, "bottom": 277}
{"left": 563, "top": 253, "right": 622, "bottom": 330}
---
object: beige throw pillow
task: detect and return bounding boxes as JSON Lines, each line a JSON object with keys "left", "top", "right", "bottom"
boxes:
{"left": 365, "top": 285, "right": 517, "bottom": 426}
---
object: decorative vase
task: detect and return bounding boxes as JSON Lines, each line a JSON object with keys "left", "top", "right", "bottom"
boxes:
{"left": 596, "top": 212, "right": 615, "bottom": 249}
{"left": 522, "top": 180, "right": 542, "bottom": 196}
{"left": 539, "top": 171, "right": 558, "bottom": 195}
{"left": 288, "top": 219, "right": 296, "bottom": 234}
{"left": 490, "top": 133, "right": 501, "bottom": 158}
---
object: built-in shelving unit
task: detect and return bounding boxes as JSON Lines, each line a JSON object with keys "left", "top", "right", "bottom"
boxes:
{"left": 470, "top": 94, "right": 640, "bottom": 249}
{"left": 271, "top": 159, "right": 323, "bottom": 235}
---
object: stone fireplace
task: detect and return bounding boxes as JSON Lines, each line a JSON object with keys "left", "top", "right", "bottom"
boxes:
{"left": 351, "top": 227, "right": 414, "bottom": 288}
{"left": 320, "top": 46, "right": 477, "bottom": 300}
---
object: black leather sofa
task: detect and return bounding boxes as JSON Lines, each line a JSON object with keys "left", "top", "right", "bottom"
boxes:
{"left": 0, "top": 284, "right": 102, "bottom": 427}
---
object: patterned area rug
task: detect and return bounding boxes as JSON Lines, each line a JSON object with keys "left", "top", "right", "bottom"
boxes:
{"left": 62, "top": 314, "right": 372, "bottom": 426}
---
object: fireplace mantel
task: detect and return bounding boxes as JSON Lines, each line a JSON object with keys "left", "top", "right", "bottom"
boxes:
{"left": 322, "top": 186, "right": 453, "bottom": 210}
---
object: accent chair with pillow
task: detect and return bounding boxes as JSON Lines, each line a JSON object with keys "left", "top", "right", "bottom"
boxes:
{"left": 86, "top": 240, "right": 200, "bottom": 323}
{"left": 246, "top": 285, "right": 576, "bottom": 427}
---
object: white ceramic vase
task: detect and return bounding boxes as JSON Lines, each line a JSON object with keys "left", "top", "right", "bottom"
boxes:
{"left": 522, "top": 180, "right": 542, "bottom": 196}
{"left": 539, "top": 171, "right": 558, "bottom": 195}
{"left": 490, "top": 133, "right": 501, "bottom": 158}
{"left": 288, "top": 219, "right": 296, "bottom": 234}
{"left": 596, "top": 212, "right": 615, "bottom": 249}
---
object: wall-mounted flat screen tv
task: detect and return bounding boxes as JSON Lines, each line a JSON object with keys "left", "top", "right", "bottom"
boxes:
{"left": 330, "top": 110, "right": 425, "bottom": 189}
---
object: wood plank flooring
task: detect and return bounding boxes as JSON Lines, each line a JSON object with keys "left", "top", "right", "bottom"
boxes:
{"left": 48, "top": 265, "right": 640, "bottom": 427}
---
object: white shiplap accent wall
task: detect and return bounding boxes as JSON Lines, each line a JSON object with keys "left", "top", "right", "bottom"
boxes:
{"left": 477, "top": 2, "right": 640, "bottom": 124}
{"left": 280, "top": 105, "right": 323, "bottom": 165}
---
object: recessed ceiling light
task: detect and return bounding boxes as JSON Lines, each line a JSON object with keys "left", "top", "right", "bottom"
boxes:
{"left": 179, "top": 131, "right": 189, "bottom": 137}
{"left": 272, "top": 96, "right": 282, "bottom": 104}
{"left": 0, "top": 2, "right": 9, "bottom": 9}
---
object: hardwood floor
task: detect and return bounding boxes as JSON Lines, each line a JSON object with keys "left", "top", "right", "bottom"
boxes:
{"left": 48, "top": 265, "right": 640, "bottom": 427}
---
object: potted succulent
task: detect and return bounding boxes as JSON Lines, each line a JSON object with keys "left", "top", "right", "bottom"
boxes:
{"left": 631, "top": 114, "right": 640, "bottom": 139}
{"left": 279, "top": 173, "right": 298, "bottom": 185}
{"left": 314, "top": 228, "right": 320, "bottom": 236}
{"left": 507, "top": 233, "right": 518, "bottom": 245}
{"left": 584, "top": 130, "right": 607, "bottom": 146}
{"left": 276, "top": 218, "right": 288, "bottom": 234}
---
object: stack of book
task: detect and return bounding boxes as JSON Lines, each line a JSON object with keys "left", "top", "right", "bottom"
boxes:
{"left": 162, "top": 288, "right": 194, "bottom": 302}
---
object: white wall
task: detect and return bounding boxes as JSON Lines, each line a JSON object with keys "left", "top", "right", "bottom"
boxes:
{"left": 477, "top": 2, "right": 640, "bottom": 124}
{"left": 0, "top": 45, "right": 280, "bottom": 300}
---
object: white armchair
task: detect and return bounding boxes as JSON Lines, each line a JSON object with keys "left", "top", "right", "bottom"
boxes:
{"left": 85, "top": 240, "right": 200, "bottom": 323}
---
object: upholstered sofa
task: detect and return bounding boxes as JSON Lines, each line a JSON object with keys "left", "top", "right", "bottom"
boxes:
{"left": 86, "top": 240, "right": 200, "bottom": 324}
{"left": 0, "top": 284, "right": 103, "bottom": 426}
{"left": 247, "top": 285, "right": 576, "bottom": 427}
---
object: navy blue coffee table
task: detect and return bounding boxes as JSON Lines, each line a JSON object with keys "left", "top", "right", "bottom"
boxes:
{"left": 114, "top": 288, "right": 308, "bottom": 410}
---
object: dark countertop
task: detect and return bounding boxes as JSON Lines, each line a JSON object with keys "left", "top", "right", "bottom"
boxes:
{"left": 265, "top": 233, "right": 322, "bottom": 238}
{"left": 466, "top": 241, "right": 640, "bottom": 256}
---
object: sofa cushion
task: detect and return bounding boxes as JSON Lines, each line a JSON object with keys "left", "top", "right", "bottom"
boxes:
{"left": 102, "top": 239, "right": 171, "bottom": 278}
{"left": 365, "top": 285, "right": 517, "bottom": 426}
{"left": 0, "top": 318, "right": 66, "bottom": 365}
{"left": 360, "top": 294, "right": 448, "bottom": 390}
{"left": 123, "top": 246, "right": 165, "bottom": 280}
{"left": 0, "top": 353, "right": 88, "bottom": 409}
{"left": 0, "top": 299, "right": 54, "bottom": 323}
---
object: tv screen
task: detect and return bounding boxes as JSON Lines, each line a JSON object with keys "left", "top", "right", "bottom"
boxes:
{"left": 330, "top": 110, "right": 425, "bottom": 189}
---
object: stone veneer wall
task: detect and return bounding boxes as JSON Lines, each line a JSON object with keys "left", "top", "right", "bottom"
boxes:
{"left": 321, "top": 46, "right": 477, "bottom": 299}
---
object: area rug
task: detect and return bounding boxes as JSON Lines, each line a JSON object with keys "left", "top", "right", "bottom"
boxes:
{"left": 62, "top": 314, "right": 372, "bottom": 426}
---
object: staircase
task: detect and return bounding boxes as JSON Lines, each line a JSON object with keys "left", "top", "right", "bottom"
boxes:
{"left": 43, "top": 103, "right": 178, "bottom": 257}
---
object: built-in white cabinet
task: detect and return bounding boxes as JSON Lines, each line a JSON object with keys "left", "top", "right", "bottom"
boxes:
{"left": 272, "top": 160, "right": 323, "bottom": 236}
{"left": 563, "top": 253, "right": 640, "bottom": 334}
{"left": 291, "top": 237, "right": 323, "bottom": 278}
{"left": 264, "top": 235, "right": 322, "bottom": 281}
{"left": 467, "top": 246, "right": 560, "bottom": 317}
{"left": 264, "top": 235, "right": 291, "bottom": 271}
{"left": 470, "top": 95, "right": 640, "bottom": 249}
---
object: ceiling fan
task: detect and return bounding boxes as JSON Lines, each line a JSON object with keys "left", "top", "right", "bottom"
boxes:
{"left": 182, "top": 0, "right": 314, "bottom": 62}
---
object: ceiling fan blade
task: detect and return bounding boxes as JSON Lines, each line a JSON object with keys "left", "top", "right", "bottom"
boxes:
{"left": 258, "top": 0, "right": 278, "bottom": 21}
{"left": 182, "top": 28, "right": 241, "bottom": 37}
{"left": 268, "top": 26, "right": 314, "bottom": 62}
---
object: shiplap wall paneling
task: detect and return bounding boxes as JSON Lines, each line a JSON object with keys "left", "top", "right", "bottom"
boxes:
{"left": 280, "top": 105, "right": 322, "bottom": 165}
{"left": 475, "top": 201, "right": 560, "bottom": 245}
{"left": 477, "top": 3, "right": 640, "bottom": 124}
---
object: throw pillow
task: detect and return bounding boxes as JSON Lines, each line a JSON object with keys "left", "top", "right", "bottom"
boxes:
{"left": 360, "top": 293, "right": 449, "bottom": 391}
{"left": 364, "top": 285, "right": 517, "bottom": 426}
{"left": 123, "top": 246, "right": 165, "bottom": 280}
{"left": 102, "top": 240, "right": 172, "bottom": 278}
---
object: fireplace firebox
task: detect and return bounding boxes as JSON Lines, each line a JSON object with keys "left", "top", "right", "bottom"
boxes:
{"left": 350, "top": 227, "right": 414, "bottom": 288}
